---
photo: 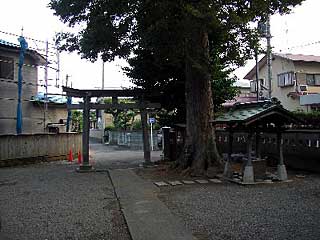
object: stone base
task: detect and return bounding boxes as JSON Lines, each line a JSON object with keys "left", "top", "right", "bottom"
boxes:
{"left": 277, "top": 164, "right": 288, "bottom": 181}
{"left": 243, "top": 165, "right": 254, "bottom": 184}
{"left": 76, "top": 164, "right": 94, "bottom": 173}
{"left": 142, "top": 161, "right": 154, "bottom": 168}
{"left": 223, "top": 161, "right": 233, "bottom": 178}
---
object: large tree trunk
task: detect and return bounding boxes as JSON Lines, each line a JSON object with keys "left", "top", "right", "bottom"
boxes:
{"left": 184, "top": 26, "right": 222, "bottom": 175}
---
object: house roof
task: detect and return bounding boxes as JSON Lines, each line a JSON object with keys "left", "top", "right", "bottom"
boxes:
{"left": 212, "top": 100, "right": 301, "bottom": 127}
{"left": 244, "top": 53, "right": 320, "bottom": 80}
{"left": 222, "top": 96, "right": 257, "bottom": 108}
{"left": 0, "top": 39, "right": 46, "bottom": 65}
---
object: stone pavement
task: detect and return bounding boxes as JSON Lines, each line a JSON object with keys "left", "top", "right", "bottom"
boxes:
{"left": 109, "top": 169, "right": 196, "bottom": 240}
{"left": 89, "top": 143, "right": 162, "bottom": 169}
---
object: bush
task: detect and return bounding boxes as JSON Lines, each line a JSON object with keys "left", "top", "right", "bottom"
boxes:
{"left": 105, "top": 125, "right": 115, "bottom": 131}
{"left": 292, "top": 111, "right": 320, "bottom": 128}
{"left": 132, "top": 120, "right": 142, "bottom": 130}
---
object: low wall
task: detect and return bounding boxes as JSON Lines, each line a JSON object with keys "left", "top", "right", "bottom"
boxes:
{"left": 107, "top": 130, "right": 160, "bottom": 151}
{"left": 0, "top": 133, "right": 82, "bottom": 167}
{"left": 215, "top": 129, "right": 320, "bottom": 172}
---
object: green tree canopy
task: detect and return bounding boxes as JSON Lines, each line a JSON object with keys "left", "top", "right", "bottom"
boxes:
{"left": 50, "top": 0, "right": 304, "bottom": 174}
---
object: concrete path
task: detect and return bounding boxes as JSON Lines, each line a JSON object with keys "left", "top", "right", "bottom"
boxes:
{"left": 109, "top": 169, "right": 196, "bottom": 240}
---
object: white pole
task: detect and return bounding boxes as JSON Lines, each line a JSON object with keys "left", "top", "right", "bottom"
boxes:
{"left": 102, "top": 60, "right": 105, "bottom": 90}
{"left": 266, "top": 15, "right": 272, "bottom": 99}
{"left": 44, "top": 40, "right": 49, "bottom": 132}
{"left": 150, "top": 122, "right": 153, "bottom": 151}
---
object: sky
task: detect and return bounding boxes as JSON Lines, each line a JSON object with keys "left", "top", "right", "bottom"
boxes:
{"left": 0, "top": 0, "right": 320, "bottom": 92}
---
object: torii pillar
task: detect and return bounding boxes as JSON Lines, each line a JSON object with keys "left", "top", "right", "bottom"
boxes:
{"left": 77, "top": 94, "right": 93, "bottom": 172}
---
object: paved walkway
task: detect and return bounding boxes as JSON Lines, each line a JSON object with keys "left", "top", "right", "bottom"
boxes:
{"left": 89, "top": 143, "right": 162, "bottom": 169}
{"left": 109, "top": 169, "right": 196, "bottom": 240}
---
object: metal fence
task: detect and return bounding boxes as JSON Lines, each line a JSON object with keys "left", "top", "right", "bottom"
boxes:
{"left": 215, "top": 129, "right": 320, "bottom": 172}
{"left": 106, "top": 130, "right": 161, "bottom": 151}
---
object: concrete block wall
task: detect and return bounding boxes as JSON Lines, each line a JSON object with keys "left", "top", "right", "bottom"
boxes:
{"left": 0, "top": 133, "right": 82, "bottom": 167}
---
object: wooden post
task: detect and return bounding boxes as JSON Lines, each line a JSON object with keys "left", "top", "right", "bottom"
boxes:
{"left": 162, "top": 127, "right": 171, "bottom": 161}
{"left": 141, "top": 109, "right": 151, "bottom": 165}
{"left": 77, "top": 94, "right": 93, "bottom": 172}
{"left": 256, "top": 131, "right": 261, "bottom": 159}
{"left": 247, "top": 132, "right": 253, "bottom": 166}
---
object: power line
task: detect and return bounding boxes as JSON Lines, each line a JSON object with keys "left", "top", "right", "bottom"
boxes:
{"left": 0, "top": 78, "right": 60, "bottom": 88}
{"left": 0, "top": 30, "right": 55, "bottom": 45}
{"left": 0, "top": 96, "right": 68, "bottom": 103}
{"left": 0, "top": 117, "right": 48, "bottom": 120}
{"left": 285, "top": 40, "right": 320, "bottom": 51}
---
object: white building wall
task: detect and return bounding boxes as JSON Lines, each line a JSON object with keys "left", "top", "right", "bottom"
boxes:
{"left": 269, "top": 57, "right": 306, "bottom": 112}
{"left": 0, "top": 49, "right": 67, "bottom": 134}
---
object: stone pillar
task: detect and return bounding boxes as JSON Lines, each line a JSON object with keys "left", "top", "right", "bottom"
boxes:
{"left": 277, "top": 131, "right": 288, "bottom": 181}
{"left": 141, "top": 109, "right": 151, "bottom": 165}
{"left": 77, "top": 94, "right": 93, "bottom": 172}
{"left": 224, "top": 130, "right": 233, "bottom": 178}
{"left": 243, "top": 132, "right": 254, "bottom": 183}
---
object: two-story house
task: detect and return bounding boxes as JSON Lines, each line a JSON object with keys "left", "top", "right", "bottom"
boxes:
{"left": 244, "top": 53, "right": 320, "bottom": 112}
{"left": 0, "top": 39, "right": 67, "bottom": 134}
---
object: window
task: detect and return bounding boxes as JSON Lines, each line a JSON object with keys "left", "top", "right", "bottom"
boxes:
{"left": 0, "top": 56, "right": 14, "bottom": 79}
{"left": 306, "top": 74, "right": 320, "bottom": 86}
{"left": 250, "top": 79, "right": 264, "bottom": 93}
{"left": 277, "top": 72, "right": 295, "bottom": 87}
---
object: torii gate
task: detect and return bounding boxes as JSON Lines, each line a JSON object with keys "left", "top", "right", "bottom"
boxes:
{"left": 63, "top": 87, "right": 161, "bottom": 172}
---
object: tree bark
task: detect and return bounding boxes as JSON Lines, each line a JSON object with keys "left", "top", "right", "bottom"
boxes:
{"left": 184, "top": 26, "right": 222, "bottom": 175}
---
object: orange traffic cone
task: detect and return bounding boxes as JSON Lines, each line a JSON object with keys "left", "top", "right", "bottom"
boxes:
{"left": 68, "top": 149, "right": 73, "bottom": 162}
{"left": 78, "top": 150, "right": 82, "bottom": 164}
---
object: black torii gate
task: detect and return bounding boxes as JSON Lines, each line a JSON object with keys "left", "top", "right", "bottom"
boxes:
{"left": 63, "top": 87, "right": 160, "bottom": 172}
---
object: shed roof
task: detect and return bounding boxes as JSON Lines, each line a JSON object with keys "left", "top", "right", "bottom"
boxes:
{"left": 212, "top": 100, "right": 301, "bottom": 127}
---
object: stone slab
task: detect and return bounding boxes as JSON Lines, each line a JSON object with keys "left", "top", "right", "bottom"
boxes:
{"left": 168, "top": 180, "right": 183, "bottom": 186}
{"left": 209, "top": 179, "right": 222, "bottom": 183}
{"left": 195, "top": 179, "right": 209, "bottom": 184}
{"left": 154, "top": 181, "right": 169, "bottom": 187}
{"left": 182, "top": 180, "right": 196, "bottom": 185}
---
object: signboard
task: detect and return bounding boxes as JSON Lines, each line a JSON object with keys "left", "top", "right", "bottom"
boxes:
{"left": 149, "top": 117, "right": 155, "bottom": 124}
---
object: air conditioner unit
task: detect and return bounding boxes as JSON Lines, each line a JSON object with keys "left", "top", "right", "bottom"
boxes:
{"left": 299, "top": 85, "right": 308, "bottom": 92}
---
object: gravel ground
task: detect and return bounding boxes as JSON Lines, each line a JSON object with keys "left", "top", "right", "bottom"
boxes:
{"left": 156, "top": 174, "right": 320, "bottom": 240}
{"left": 0, "top": 161, "right": 131, "bottom": 240}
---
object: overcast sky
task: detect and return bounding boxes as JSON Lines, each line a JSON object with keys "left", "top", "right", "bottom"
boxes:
{"left": 0, "top": 0, "right": 319, "bottom": 91}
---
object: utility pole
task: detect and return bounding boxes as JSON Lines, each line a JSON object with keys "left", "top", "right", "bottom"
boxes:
{"left": 56, "top": 47, "right": 60, "bottom": 88}
{"left": 99, "top": 60, "right": 105, "bottom": 132}
{"left": 266, "top": 15, "right": 272, "bottom": 99}
{"left": 255, "top": 48, "right": 259, "bottom": 101}
{"left": 44, "top": 40, "right": 49, "bottom": 132}
{"left": 102, "top": 60, "right": 105, "bottom": 90}
{"left": 66, "top": 74, "right": 72, "bottom": 132}
{"left": 66, "top": 74, "right": 70, "bottom": 87}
